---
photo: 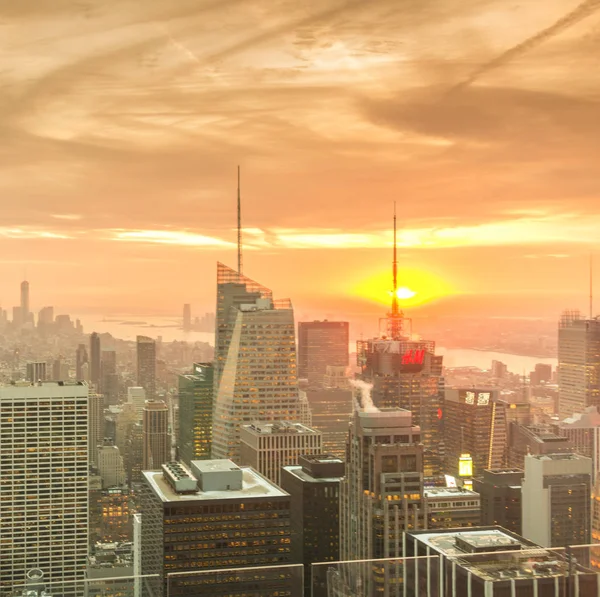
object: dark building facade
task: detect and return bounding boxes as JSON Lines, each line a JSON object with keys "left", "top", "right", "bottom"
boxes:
{"left": 90, "top": 331, "right": 101, "bottom": 389}
{"left": 443, "top": 388, "right": 507, "bottom": 478}
{"left": 297, "top": 321, "right": 349, "bottom": 387}
{"left": 178, "top": 362, "right": 214, "bottom": 466}
{"left": 281, "top": 455, "right": 344, "bottom": 597}
{"left": 140, "top": 460, "right": 295, "bottom": 597}
{"left": 473, "top": 468, "right": 523, "bottom": 535}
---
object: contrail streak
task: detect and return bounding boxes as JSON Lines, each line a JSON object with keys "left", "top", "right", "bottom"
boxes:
{"left": 448, "top": 0, "right": 600, "bottom": 94}
{"left": 205, "top": 0, "right": 371, "bottom": 63}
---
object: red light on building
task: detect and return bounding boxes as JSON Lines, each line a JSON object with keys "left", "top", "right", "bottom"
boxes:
{"left": 401, "top": 349, "right": 425, "bottom": 365}
{"left": 437, "top": 408, "right": 443, "bottom": 420}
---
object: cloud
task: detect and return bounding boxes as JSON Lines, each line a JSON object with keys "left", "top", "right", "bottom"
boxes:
{"left": 109, "top": 229, "right": 236, "bottom": 247}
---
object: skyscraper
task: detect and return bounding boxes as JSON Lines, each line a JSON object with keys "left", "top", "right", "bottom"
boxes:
{"left": 178, "top": 362, "right": 214, "bottom": 466}
{"left": 0, "top": 381, "right": 89, "bottom": 590}
{"left": 558, "top": 311, "right": 600, "bottom": 419}
{"left": 522, "top": 453, "right": 592, "bottom": 547}
{"left": 142, "top": 400, "right": 169, "bottom": 470}
{"left": 214, "top": 262, "right": 273, "bottom": 390}
{"left": 75, "top": 344, "right": 88, "bottom": 381}
{"left": 212, "top": 263, "right": 299, "bottom": 463}
{"left": 443, "top": 388, "right": 507, "bottom": 478}
{"left": 182, "top": 303, "right": 191, "bottom": 331}
{"left": 90, "top": 332, "right": 101, "bottom": 389}
{"left": 20, "top": 280, "right": 30, "bottom": 324}
{"left": 356, "top": 208, "right": 445, "bottom": 481}
{"left": 100, "top": 349, "right": 118, "bottom": 405}
{"left": 140, "top": 460, "right": 293, "bottom": 597}
{"left": 136, "top": 335, "right": 156, "bottom": 399}
{"left": 339, "top": 408, "right": 423, "bottom": 595}
{"left": 281, "top": 455, "right": 344, "bottom": 597}
{"left": 297, "top": 320, "right": 349, "bottom": 387}
{"left": 89, "top": 391, "right": 104, "bottom": 466}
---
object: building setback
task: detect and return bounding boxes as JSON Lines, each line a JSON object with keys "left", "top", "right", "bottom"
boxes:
{"left": 140, "top": 460, "right": 294, "bottom": 597}
{"left": 0, "top": 381, "right": 89, "bottom": 590}
{"left": 239, "top": 421, "right": 322, "bottom": 486}
{"left": 281, "top": 455, "right": 344, "bottom": 597}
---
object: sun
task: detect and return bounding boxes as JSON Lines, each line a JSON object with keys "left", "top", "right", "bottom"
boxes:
{"left": 351, "top": 267, "right": 453, "bottom": 308}
{"left": 395, "top": 287, "right": 417, "bottom": 300}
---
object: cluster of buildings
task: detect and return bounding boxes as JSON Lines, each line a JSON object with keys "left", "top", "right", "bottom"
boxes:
{"left": 4, "top": 258, "right": 600, "bottom": 597}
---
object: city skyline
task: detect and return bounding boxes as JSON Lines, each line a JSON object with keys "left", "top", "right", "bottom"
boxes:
{"left": 2, "top": 1, "right": 600, "bottom": 319}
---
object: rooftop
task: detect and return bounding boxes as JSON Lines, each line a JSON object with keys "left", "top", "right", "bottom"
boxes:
{"left": 410, "top": 527, "right": 579, "bottom": 582}
{"left": 424, "top": 487, "right": 480, "bottom": 499}
{"left": 243, "top": 421, "right": 319, "bottom": 435}
{"left": 283, "top": 464, "right": 344, "bottom": 484}
{"left": 143, "top": 466, "right": 288, "bottom": 503}
{"left": 0, "top": 380, "right": 88, "bottom": 399}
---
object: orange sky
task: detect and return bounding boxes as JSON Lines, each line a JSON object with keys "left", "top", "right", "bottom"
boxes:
{"left": 1, "top": 0, "right": 599, "bottom": 324}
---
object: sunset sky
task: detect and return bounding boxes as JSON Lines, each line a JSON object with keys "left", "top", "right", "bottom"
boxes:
{"left": 1, "top": 0, "right": 599, "bottom": 326}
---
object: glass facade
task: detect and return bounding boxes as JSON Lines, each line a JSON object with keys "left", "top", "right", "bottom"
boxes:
{"left": 178, "top": 363, "right": 214, "bottom": 466}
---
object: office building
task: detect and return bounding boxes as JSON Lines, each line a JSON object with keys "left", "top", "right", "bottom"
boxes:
{"left": 239, "top": 421, "right": 322, "bottom": 486}
{"left": 530, "top": 363, "right": 553, "bottom": 386}
{"left": 182, "top": 303, "right": 191, "bottom": 331}
{"left": 297, "top": 320, "right": 349, "bottom": 387}
{"left": 423, "top": 486, "right": 480, "bottom": 530}
{"left": 556, "top": 405, "right": 600, "bottom": 484}
{"left": 51, "top": 357, "right": 69, "bottom": 381}
{"left": 142, "top": 400, "right": 169, "bottom": 470}
{"left": 473, "top": 468, "right": 523, "bottom": 535}
{"left": 20, "top": 280, "right": 30, "bottom": 323}
{"left": 507, "top": 423, "right": 573, "bottom": 469}
{"left": 358, "top": 336, "right": 445, "bottom": 480}
{"left": 87, "top": 542, "right": 134, "bottom": 596}
{"left": 558, "top": 311, "right": 600, "bottom": 419}
{"left": 491, "top": 359, "right": 508, "bottom": 379}
{"left": 305, "top": 387, "right": 353, "bottom": 459}
{"left": 404, "top": 527, "right": 600, "bottom": 597}
{"left": 89, "top": 487, "right": 133, "bottom": 545}
{"left": 140, "top": 460, "right": 293, "bottom": 597}
{"left": 124, "top": 422, "right": 143, "bottom": 485}
{"left": 212, "top": 264, "right": 299, "bottom": 462}
{"left": 97, "top": 440, "right": 126, "bottom": 488}
{"left": 127, "top": 387, "right": 146, "bottom": 420}
{"left": 26, "top": 361, "right": 47, "bottom": 382}
{"left": 136, "top": 336, "right": 156, "bottom": 399}
{"left": 38, "top": 306, "right": 54, "bottom": 328}
{"left": 75, "top": 344, "right": 88, "bottom": 381}
{"left": 323, "top": 364, "right": 350, "bottom": 389}
{"left": 281, "top": 455, "right": 344, "bottom": 597}
{"left": 444, "top": 388, "right": 506, "bottom": 478}
{"left": 522, "top": 453, "right": 592, "bottom": 547}
{"left": 100, "top": 350, "right": 118, "bottom": 405}
{"left": 0, "top": 381, "right": 89, "bottom": 590}
{"left": 89, "top": 391, "right": 104, "bottom": 466}
{"left": 177, "top": 363, "right": 213, "bottom": 466}
{"left": 90, "top": 332, "right": 101, "bottom": 389}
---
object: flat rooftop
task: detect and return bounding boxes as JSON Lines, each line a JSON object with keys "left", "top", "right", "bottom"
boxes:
{"left": 283, "top": 465, "right": 344, "bottom": 484}
{"left": 0, "top": 381, "right": 88, "bottom": 399}
{"left": 143, "top": 466, "right": 288, "bottom": 503}
{"left": 243, "top": 421, "right": 318, "bottom": 435}
{"left": 424, "top": 487, "right": 479, "bottom": 499}
{"left": 411, "top": 528, "right": 576, "bottom": 582}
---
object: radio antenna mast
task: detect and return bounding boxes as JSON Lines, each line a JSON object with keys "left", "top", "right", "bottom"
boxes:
{"left": 590, "top": 252, "right": 593, "bottom": 319}
{"left": 237, "top": 166, "right": 243, "bottom": 276}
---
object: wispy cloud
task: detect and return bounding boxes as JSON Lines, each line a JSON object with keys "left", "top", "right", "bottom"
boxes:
{"left": 109, "top": 229, "right": 235, "bottom": 247}
{"left": 0, "top": 227, "right": 72, "bottom": 240}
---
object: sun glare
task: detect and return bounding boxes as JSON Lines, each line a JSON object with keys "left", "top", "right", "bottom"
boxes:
{"left": 352, "top": 268, "right": 453, "bottom": 308}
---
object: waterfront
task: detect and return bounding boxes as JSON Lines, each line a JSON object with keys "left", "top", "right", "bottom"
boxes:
{"left": 438, "top": 347, "right": 556, "bottom": 373}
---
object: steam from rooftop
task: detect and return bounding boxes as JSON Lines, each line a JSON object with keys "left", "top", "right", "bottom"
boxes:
{"left": 350, "top": 379, "right": 379, "bottom": 413}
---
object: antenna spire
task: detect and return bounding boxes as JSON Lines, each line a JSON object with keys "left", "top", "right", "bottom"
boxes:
{"left": 590, "top": 252, "right": 594, "bottom": 320}
{"left": 392, "top": 201, "right": 398, "bottom": 317}
{"left": 237, "top": 166, "right": 243, "bottom": 276}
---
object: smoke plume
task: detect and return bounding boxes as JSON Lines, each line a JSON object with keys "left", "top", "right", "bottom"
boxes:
{"left": 350, "top": 379, "right": 379, "bottom": 413}
{"left": 448, "top": 0, "right": 600, "bottom": 95}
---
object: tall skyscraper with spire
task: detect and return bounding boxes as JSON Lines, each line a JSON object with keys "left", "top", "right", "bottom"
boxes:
{"left": 356, "top": 207, "right": 445, "bottom": 481}
{"left": 212, "top": 264, "right": 300, "bottom": 462}
{"left": 20, "top": 280, "right": 30, "bottom": 325}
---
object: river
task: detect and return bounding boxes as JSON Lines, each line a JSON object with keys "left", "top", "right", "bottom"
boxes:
{"left": 437, "top": 347, "right": 556, "bottom": 374}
